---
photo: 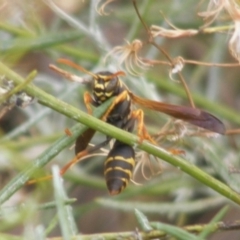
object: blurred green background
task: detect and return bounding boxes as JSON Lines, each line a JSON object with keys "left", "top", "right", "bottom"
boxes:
{"left": 0, "top": 1, "right": 240, "bottom": 239}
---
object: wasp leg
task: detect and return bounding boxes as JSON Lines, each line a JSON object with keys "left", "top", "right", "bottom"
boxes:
{"left": 83, "top": 91, "right": 94, "bottom": 114}
{"left": 61, "top": 138, "right": 110, "bottom": 176}
{"left": 131, "top": 109, "right": 156, "bottom": 144}
{"left": 26, "top": 149, "right": 90, "bottom": 185}
{"left": 26, "top": 138, "right": 111, "bottom": 185}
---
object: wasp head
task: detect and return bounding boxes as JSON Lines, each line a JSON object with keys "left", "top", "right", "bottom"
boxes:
{"left": 92, "top": 71, "right": 125, "bottom": 104}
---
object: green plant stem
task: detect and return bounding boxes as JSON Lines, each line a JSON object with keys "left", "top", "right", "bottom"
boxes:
{"left": 0, "top": 62, "right": 240, "bottom": 206}
{"left": 0, "top": 22, "right": 33, "bottom": 37}
{"left": 96, "top": 197, "right": 225, "bottom": 215}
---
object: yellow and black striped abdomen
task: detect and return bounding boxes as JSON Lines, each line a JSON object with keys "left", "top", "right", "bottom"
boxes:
{"left": 104, "top": 141, "right": 135, "bottom": 195}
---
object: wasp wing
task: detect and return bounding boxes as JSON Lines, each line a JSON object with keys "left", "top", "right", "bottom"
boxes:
{"left": 130, "top": 92, "right": 225, "bottom": 134}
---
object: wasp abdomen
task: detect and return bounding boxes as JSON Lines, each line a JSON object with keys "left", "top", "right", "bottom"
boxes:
{"left": 104, "top": 141, "right": 135, "bottom": 195}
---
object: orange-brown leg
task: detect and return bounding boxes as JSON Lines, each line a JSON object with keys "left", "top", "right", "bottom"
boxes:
{"left": 84, "top": 91, "right": 93, "bottom": 114}
{"left": 59, "top": 149, "right": 89, "bottom": 176}
{"left": 26, "top": 136, "right": 110, "bottom": 185}
{"left": 26, "top": 149, "right": 90, "bottom": 185}
{"left": 131, "top": 109, "right": 156, "bottom": 144}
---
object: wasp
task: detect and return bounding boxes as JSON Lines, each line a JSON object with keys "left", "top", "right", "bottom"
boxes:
{"left": 38, "top": 59, "right": 225, "bottom": 195}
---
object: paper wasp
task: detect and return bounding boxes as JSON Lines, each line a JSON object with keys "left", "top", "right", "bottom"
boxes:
{"left": 30, "top": 59, "right": 225, "bottom": 195}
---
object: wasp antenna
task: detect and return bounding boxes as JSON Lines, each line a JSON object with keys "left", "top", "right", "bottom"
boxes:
{"left": 113, "top": 71, "right": 126, "bottom": 77}
{"left": 57, "top": 58, "right": 98, "bottom": 78}
{"left": 103, "top": 71, "right": 126, "bottom": 81}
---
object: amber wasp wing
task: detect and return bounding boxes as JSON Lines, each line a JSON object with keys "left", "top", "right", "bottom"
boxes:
{"left": 129, "top": 92, "right": 225, "bottom": 135}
